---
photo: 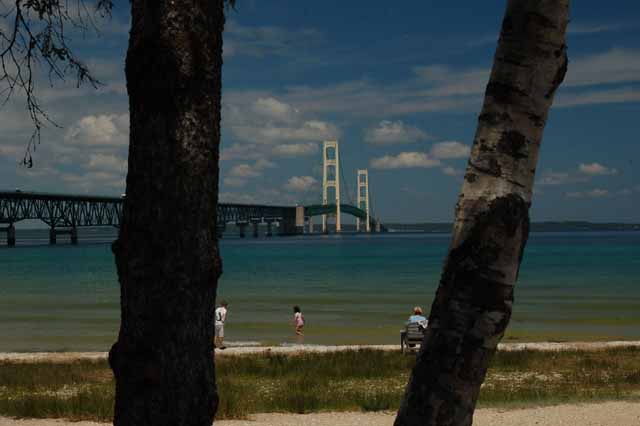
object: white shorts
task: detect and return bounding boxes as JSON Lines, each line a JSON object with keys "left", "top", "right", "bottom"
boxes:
{"left": 215, "top": 324, "right": 224, "bottom": 338}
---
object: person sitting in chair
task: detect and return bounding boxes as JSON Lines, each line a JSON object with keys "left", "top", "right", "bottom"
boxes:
{"left": 407, "top": 306, "right": 427, "bottom": 324}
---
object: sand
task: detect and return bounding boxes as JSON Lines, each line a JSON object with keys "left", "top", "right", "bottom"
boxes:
{"left": 2, "top": 340, "right": 640, "bottom": 363}
{"left": 1, "top": 401, "right": 639, "bottom": 426}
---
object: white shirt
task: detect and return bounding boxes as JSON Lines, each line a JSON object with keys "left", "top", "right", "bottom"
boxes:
{"left": 215, "top": 306, "right": 227, "bottom": 325}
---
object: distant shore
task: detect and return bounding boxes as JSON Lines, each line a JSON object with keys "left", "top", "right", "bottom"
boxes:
{"left": 2, "top": 340, "right": 640, "bottom": 363}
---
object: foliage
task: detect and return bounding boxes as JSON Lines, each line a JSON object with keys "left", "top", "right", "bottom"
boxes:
{"left": 0, "top": 0, "right": 112, "bottom": 162}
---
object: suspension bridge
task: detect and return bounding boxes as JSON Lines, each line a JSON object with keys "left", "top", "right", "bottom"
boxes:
{"left": 0, "top": 140, "right": 382, "bottom": 246}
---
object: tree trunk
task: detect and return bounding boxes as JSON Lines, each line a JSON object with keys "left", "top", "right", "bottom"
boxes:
{"left": 394, "top": 1, "right": 569, "bottom": 425}
{"left": 109, "top": 2, "right": 225, "bottom": 425}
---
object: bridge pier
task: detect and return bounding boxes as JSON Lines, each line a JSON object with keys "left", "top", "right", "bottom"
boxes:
{"left": 49, "top": 227, "right": 79, "bottom": 245}
{"left": 295, "top": 206, "right": 305, "bottom": 235}
{"left": 237, "top": 221, "right": 248, "bottom": 238}
{"left": 217, "top": 223, "right": 226, "bottom": 239}
{"left": 308, "top": 216, "right": 314, "bottom": 234}
{"left": 278, "top": 207, "right": 304, "bottom": 236}
{"left": 265, "top": 221, "right": 273, "bottom": 237}
{"left": 252, "top": 220, "right": 260, "bottom": 238}
{"left": 1, "top": 223, "right": 16, "bottom": 247}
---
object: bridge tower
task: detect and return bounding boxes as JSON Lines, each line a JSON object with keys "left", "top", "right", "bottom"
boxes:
{"left": 322, "top": 140, "right": 341, "bottom": 233}
{"left": 356, "top": 169, "right": 371, "bottom": 232}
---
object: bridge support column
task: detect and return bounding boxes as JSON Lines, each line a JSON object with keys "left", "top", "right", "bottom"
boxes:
{"left": 279, "top": 208, "right": 300, "bottom": 236}
{"left": 237, "top": 222, "right": 247, "bottom": 238}
{"left": 265, "top": 221, "right": 273, "bottom": 237}
{"left": 70, "top": 227, "right": 78, "bottom": 245}
{"left": 217, "top": 223, "right": 226, "bottom": 239}
{"left": 295, "top": 206, "right": 305, "bottom": 235}
{"left": 308, "top": 216, "right": 313, "bottom": 234}
{"left": 2, "top": 224, "right": 16, "bottom": 247}
{"left": 49, "top": 227, "right": 57, "bottom": 245}
{"left": 252, "top": 221, "right": 259, "bottom": 238}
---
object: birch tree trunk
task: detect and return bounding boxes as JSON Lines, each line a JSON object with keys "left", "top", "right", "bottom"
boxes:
{"left": 394, "top": 1, "right": 569, "bottom": 425}
{"left": 109, "top": 1, "right": 225, "bottom": 425}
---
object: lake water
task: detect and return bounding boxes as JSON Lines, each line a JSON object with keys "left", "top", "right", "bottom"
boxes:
{"left": 1, "top": 229, "right": 639, "bottom": 351}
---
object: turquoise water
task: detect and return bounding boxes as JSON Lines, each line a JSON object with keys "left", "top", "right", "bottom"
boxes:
{"left": 1, "top": 230, "right": 639, "bottom": 351}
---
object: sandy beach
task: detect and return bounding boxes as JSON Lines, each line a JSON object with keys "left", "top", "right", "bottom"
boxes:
{"left": 1, "top": 401, "right": 639, "bottom": 426}
{"left": 2, "top": 340, "right": 640, "bottom": 363}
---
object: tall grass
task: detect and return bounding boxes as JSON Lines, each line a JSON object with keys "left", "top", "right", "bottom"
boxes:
{"left": 1, "top": 347, "right": 639, "bottom": 421}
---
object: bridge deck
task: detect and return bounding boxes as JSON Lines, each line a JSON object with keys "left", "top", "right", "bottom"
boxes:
{"left": 0, "top": 191, "right": 378, "bottom": 231}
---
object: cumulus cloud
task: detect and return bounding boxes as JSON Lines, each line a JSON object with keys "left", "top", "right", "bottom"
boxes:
{"left": 87, "top": 153, "right": 127, "bottom": 173}
{"left": 441, "top": 166, "right": 463, "bottom": 177}
{"left": 364, "top": 120, "right": 428, "bottom": 145}
{"left": 224, "top": 95, "right": 340, "bottom": 150}
{"left": 224, "top": 21, "right": 324, "bottom": 58}
{"left": 538, "top": 162, "right": 618, "bottom": 186}
{"left": 252, "top": 97, "right": 298, "bottom": 122}
{"left": 224, "top": 159, "right": 275, "bottom": 187}
{"left": 370, "top": 152, "right": 440, "bottom": 170}
{"left": 413, "top": 65, "right": 490, "bottom": 97}
{"left": 231, "top": 120, "right": 339, "bottom": 145}
{"left": 272, "top": 143, "right": 319, "bottom": 157}
{"left": 64, "top": 114, "right": 129, "bottom": 146}
{"left": 579, "top": 162, "right": 618, "bottom": 176}
{"left": 538, "top": 170, "right": 576, "bottom": 186}
{"left": 565, "top": 48, "right": 640, "bottom": 88}
{"left": 430, "top": 141, "right": 470, "bottom": 159}
{"left": 284, "top": 176, "right": 318, "bottom": 192}
{"left": 566, "top": 188, "right": 610, "bottom": 198}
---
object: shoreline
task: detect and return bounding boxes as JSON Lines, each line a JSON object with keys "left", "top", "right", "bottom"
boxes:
{"left": 2, "top": 340, "right": 640, "bottom": 363}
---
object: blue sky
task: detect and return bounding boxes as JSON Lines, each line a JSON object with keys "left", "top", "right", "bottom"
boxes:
{"left": 0, "top": 1, "right": 638, "bottom": 222}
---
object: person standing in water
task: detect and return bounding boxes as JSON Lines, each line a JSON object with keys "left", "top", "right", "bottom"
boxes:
{"left": 292, "top": 305, "right": 305, "bottom": 336}
{"left": 214, "top": 300, "right": 228, "bottom": 350}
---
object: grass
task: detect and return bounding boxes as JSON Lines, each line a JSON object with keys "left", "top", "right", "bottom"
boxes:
{"left": 1, "top": 347, "right": 639, "bottom": 421}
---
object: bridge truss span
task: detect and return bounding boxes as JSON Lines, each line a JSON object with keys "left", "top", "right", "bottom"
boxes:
{"left": 0, "top": 191, "right": 123, "bottom": 228}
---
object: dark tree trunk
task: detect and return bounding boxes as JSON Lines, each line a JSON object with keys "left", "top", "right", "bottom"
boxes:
{"left": 395, "top": 1, "right": 569, "bottom": 425}
{"left": 109, "top": 1, "right": 225, "bottom": 425}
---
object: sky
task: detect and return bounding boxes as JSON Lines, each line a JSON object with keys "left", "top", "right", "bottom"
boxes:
{"left": 0, "top": 1, "right": 639, "bottom": 223}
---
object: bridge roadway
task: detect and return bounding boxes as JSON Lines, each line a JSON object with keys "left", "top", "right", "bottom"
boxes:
{"left": 0, "top": 191, "right": 379, "bottom": 246}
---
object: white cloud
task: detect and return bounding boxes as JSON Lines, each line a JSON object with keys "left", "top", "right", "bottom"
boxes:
{"left": 370, "top": 152, "right": 440, "bottom": 170}
{"left": 227, "top": 159, "right": 275, "bottom": 178}
{"left": 284, "top": 176, "right": 318, "bottom": 192}
{"left": 430, "top": 141, "right": 470, "bottom": 159}
{"left": 64, "top": 114, "right": 129, "bottom": 146}
{"left": 87, "top": 153, "right": 127, "bottom": 173}
{"left": 538, "top": 170, "right": 575, "bottom": 186}
{"left": 568, "top": 23, "right": 624, "bottom": 35}
{"left": 555, "top": 87, "right": 640, "bottom": 108}
{"left": 565, "top": 49, "right": 640, "bottom": 88}
{"left": 224, "top": 21, "right": 324, "bottom": 58}
{"left": 272, "top": 143, "right": 319, "bottom": 157}
{"left": 538, "top": 162, "right": 618, "bottom": 186}
{"left": 441, "top": 166, "right": 463, "bottom": 177}
{"left": 224, "top": 159, "right": 275, "bottom": 187}
{"left": 414, "top": 65, "right": 490, "bottom": 97}
{"left": 221, "top": 142, "right": 319, "bottom": 161}
{"left": 232, "top": 120, "right": 339, "bottom": 145}
{"left": 252, "top": 97, "right": 298, "bottom": 122}
{"left": 579, "top": 162, "right": 618, "bottom": 176}
{"left": 566, "top": 188, "right": 610, "bottom": 198}
{"left": 364, "top": 120, "right": 428, "bottom": 145}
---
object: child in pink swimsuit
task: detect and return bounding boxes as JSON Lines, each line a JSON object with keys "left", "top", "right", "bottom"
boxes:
{"left": 293, "top": 305, "right": 304, "bottom": 336}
